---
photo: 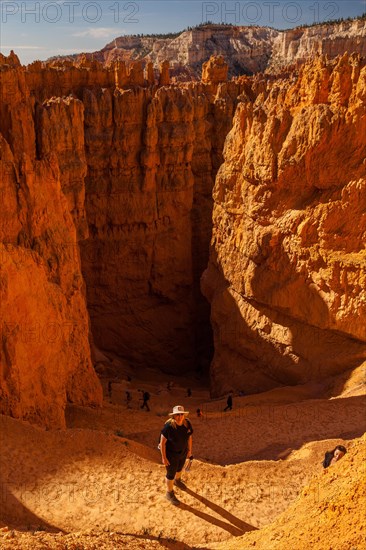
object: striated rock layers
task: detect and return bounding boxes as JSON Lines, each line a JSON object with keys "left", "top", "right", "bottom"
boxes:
{"left": 0, "top": 51, "right": 252, "bottom": 421}
{"left": 77, "top": 61, "right": 248, "bottom": 372}
{"left": 202, "top": 54, "right": 366, "bottom": 395}
{"left": 80, "top": 19, "right": 366, "bottom": 79}
{"left": 100, "top": 25, "right": 278, "bottom": 78}
{"left": 1, "top": 45, "right": 366, "bottom": 421}
{"left": 268, "top": 18, "right": 366, "bottom": 72}
{"left": 0, "top": 53, "right": 102, "bottom": 428}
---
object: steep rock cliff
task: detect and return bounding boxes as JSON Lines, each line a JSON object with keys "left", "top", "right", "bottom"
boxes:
{"left": 1, "top": 52, "right": 250, "bottom": 409}
{"left": 0, "top": 53, "right": 102, "bottom": 428}
{"left": 202, "top": 54, "right": 366, "bottom": 395}
{"left": 79, "top": 75, "right": 249, "bottom": 372}
{"left": 2, "top": 44, "right": 365, "bottom": 423}
{"left": 72, "top": 19, "right": 366, "bottom": 80}
{"left": 100, "top": 25, "right": 278, "bottom": 78}
{"left": 269, "top": 19, "right": 366, "bottom": 72}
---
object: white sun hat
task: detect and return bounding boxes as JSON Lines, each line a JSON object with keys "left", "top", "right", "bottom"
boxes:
{"left": 168, "top": 405, "right": 189, "bottom": 416}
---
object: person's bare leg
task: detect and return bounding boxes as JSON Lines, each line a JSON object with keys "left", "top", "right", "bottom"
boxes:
{"left": 166, "top": 478, "right": 174, "bottom": 492}
{"left": 174, "top": 471, "right": 186, "bottom": 489}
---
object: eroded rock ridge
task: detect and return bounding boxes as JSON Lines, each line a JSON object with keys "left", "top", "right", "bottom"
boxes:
{"left": 202, "top": 53, "right": 366, "bottom": 395}
{"left": 80, "top": 19, "right": 366, "bottom": 79}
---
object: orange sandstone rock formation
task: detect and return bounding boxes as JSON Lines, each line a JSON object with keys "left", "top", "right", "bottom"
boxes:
{"left": 1, "top": 47, "right": 365, "bottom": 427}
{"left": 158, "top": 60, "right": 170, "bottom": 86}
{"left": 202, "top": 55, "right": 228, "bottom": 84}
{"left": 202, "top": 54, "right": 366, "bottom": 395}
{"left": 1, "top": 52, "right": 249, "bottom": 425}
{"left": 79, "top": 68, "right": 248, "bottom": 372}
{"left": 0, "top": 52, "right": 102, "bottom": 428}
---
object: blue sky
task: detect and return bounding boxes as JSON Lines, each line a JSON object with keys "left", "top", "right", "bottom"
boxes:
{"left": 1, "top": 0, "right": 365, "bottom": 65}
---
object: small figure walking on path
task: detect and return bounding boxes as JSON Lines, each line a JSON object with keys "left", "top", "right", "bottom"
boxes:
{"left": 186, "top": 388, "right": 192, "bottom": 397}
{"left": 224, "top": 393, "right": 233, "bottom": 412}
{"left": 125, "top": 391, "right": 132, "bottom": 409}
{"left": 196, "top": 408, "right": 203, "bottom": 418}
{"left": 141, "top": 390, "right": 151, "bottom": 411}
{"left": 107, "top": 380, "right": 113, "bottom": 401}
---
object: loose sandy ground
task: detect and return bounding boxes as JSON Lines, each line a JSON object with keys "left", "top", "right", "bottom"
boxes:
{"left": 0, "top": 361, "right": 365, "bottom": 549}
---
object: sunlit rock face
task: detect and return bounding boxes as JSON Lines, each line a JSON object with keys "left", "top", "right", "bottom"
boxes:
{"left": 269, "top": 19, "right": 366, "bottom": 72}
{"left": 27, "top": 55, "right": 247, "bottom": 375}
{"left": 98, "top": 26, "right": 280, "bottom": 78}
{"left": 75, "top": 20, "right": 366, "bottom": 79}
{"left": 1, "top": 42, "right": 365, "bottom": 426}
{"left": 0, "top": 53, "right": 102, "bottom": 428}
{"left": 202, "top": 54, "right": 366, "bottom": 396}
{"left": 0, "top": 51, "right": 249, "bottom": 421}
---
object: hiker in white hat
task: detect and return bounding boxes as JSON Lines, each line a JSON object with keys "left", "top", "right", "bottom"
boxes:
{"left": 159, "top": 405, "right": 193, "bottom": 505}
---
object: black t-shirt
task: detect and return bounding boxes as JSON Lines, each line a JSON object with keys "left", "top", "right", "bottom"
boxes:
{"left": 161, "top": 419, "right": 193, "bottom": 455}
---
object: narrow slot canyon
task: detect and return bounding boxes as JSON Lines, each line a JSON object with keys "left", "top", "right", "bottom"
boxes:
{"left": 77, "top": 82, "right": 229, "bottom": 377}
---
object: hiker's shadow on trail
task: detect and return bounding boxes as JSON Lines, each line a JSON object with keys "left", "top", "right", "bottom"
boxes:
{"left": 179, "top": 486, "right": 257, "bottom": 536}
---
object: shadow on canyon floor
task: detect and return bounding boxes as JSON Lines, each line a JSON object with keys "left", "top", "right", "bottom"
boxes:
{"left": 0, "top": 482, "right": 64, "bottom": 533}
{"left": 178, "top": 485, "right": 257, "bottom": 536}
{"left": 42, "top": 391, "right": 366, "bottom": 469}
{"left": 126, "top": 394, "right": 366, "bottom": 464}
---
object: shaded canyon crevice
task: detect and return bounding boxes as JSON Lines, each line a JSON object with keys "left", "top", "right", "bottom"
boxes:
{"left": 79, "top": 76, "right": 250, "bottom": 373}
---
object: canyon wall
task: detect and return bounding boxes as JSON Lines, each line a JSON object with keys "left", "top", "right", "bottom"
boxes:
{"left": 202, "top": 54, "right": 366, "bottom": 395}
{"left": 101, "top": 26, "right": 278, "bottom": 78}
{"left": 0, "top": 53, "right": 102, "bottom": 428}
{"left": 1, "top": 45, "right": 365, "bottom": 425}
{"left": 268, "top": 18, "right": 366, "bottom": 72}
{"left": 77, "top": 61, "right": 248, "bottom": 372}
{"left": 85, "top": 19, "right": 366, "bottom": 79}
{"left": 0, "top": 52, "right": 250, "bottom": 430}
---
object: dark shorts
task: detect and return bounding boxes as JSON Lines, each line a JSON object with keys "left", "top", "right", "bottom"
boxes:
{"left": 165, "top": 453, "right": 187, "bottom": 480}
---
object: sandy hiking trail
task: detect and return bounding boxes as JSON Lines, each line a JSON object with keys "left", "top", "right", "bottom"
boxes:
{"left": 0, "top": 365, "right": 365, "bottom": 548}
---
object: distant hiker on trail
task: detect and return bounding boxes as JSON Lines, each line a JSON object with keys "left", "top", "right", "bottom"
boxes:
{"left": 125, "top": 391, "right": 132, "bottom": 409}
{"left": 322, "top": 445, "right": 347, "bottom": 469}
{"left": 196, "top": 408, "right": 203, "bottom": 418}
{"left": 159, "top": 405, "right": 193, "bottom": 506}
{"left": 107, "top": 380, "right": 112, "bottom": 401}
{"left": 224, "top": 393, "right": 233, "bottom": 412}
{"left": 141, "top": 391, "right": 150, "bottom": 411}
{"left": 186, "top": 388, "right": 192, "bottom": 397}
